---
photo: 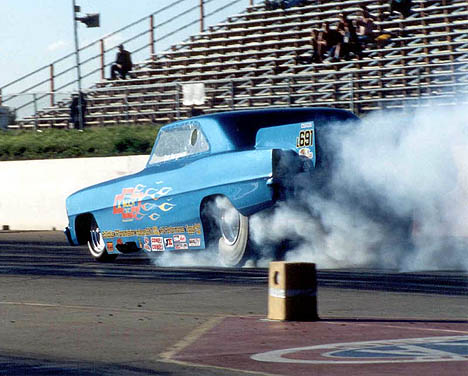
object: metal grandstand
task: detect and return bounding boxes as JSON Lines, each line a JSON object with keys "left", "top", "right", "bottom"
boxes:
{"left": 2, "top": 0, "right": 468, "bottom": 129}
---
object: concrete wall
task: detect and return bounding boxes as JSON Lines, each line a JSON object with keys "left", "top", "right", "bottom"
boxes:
{"left": 0, "top": 155, "right": 148, "bottom": 231}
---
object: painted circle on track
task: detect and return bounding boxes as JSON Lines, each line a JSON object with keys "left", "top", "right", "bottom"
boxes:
{"left": 251, "top": 335, "right": 468, "bottom": 364}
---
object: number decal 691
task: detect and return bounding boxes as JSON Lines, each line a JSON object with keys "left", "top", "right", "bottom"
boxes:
{"left": 296, "top": 129, "right": 314, "bottom": 148}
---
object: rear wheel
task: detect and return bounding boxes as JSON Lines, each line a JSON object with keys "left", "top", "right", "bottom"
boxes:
{"left": 87, "top": 217, "right": 117, "bottom": 262}
{"left": 203, "top": 197, "right": 250, "bottom": 267}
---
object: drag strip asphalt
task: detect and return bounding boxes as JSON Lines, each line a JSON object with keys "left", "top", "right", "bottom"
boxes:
{"left": 0, "top": 231, "right": 467, "bottom": 295}
{"left": 0, "top": 231, "right": 467, "bottom": 376}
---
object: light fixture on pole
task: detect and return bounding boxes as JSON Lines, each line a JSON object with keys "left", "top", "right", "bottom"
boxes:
{"left": 72, "top": 1, "right": 100, "bottom": 129}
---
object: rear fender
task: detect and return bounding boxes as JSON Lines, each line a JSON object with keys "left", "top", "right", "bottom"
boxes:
{"left": 256, "top": 121, "right": 316, "bottom": 166}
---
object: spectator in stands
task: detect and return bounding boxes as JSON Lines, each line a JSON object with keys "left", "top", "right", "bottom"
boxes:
{"left": 310, "top": 29, "right": 323, "bottom": 63}
{"left": 389, "top": 0, "right": 413, "bottom": 18}
{"left": 264, "top": 0, "right": 306, "bottom": 10}
{"left": 320, "top": 22, "right": 343, "bottom": 61}
{"left": 356, "top": 9, "right": 376, "bottom": 46}
{"left": 315, "top": 28, "right": 328, "bottom": 62}
{"left": 335, "top": 15, "right": 361, "bottom": 60}
{"left": 264, "top": 0, "right": 282, "bottom": 10}
{"left": 110, "top": 44, "right": 133, "bottom": 80}
{"left": 69, "top": 92, "right": 87, "bottom": 129}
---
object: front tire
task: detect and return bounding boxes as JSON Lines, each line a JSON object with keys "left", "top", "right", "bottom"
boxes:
{"left": 87, "top": 217, "right": 117, "bottom": 262}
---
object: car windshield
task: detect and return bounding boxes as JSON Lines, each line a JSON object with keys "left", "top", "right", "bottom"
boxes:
{"left": 148, "top": 121, "right": 209, "bottom": 165}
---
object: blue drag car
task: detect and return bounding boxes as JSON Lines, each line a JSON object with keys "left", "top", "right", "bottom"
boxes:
{"left": 65, "top": 108, "right": 359, "bottom": 266}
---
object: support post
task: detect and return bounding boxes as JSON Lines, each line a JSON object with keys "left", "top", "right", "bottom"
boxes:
{"left": 72, "top": 0, "right": 84, "bottom": 129}
{"left": 200, "top": 0, "right": 205, "bottom": 32}
{"left": 230, "top": 81, "right": 235, "bottom": 110}
{"left": 33, "top": 93, "right": 38, "bottom": 130}
{"left": 100, "top": 39, "right": 105, "bottom": 80}
{"left": 176, "top": 83, "right": 180, "bottom": 120}
{"left": 418, "top": 67, "right": 422, "bottom": 108}
{"left": 150, "top": 15, "right": 155, "bottom": 59}
{"left": 50, "top": 64, "right": 55, "bottom": 106}
{"left": 125, "top": 90, "right": 129, "bottom": 125}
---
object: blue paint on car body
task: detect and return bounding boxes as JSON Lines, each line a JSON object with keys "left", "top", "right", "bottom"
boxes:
{"left": 65, "top": 107, "right": 359, "bottom": 256}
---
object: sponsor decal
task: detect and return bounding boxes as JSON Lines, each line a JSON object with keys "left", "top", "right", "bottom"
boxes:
{"left": 298, "top": 147, "right": 313, "bottom": 159}
{"left": 301, "top": 122, "right": 314, "bottom": 129}
{"left": 189, "top": 238, "right": 201, "bottom": 247}
{"left": 174, "top": 234, "right": 187, "bottom": 243}
{"left": 116, "top": 238, "right": 123, "bottom": 245}
{"left": 143, "top": 237, "right": 151, "bottom": 251}
{"left": 164, "top": 238, "right": 174, "bottom": 248}
{"left": 151, "top": 237, "right": 164, "bottom": 251}
{"left": 175, "top": 243, "right": 188, "bottom": 250}
{"left": 113, "top": 183, "right": 175, "bottom": 222}
{"left": 185, "top": 223, "right": 202, "bottom": 235}
{"left": 101, "top": 223, "right": 202, "bottom": 239}
{"left": 251, "top": 336, "right": 468, "bottom": 364}
{"left": 106, "top": 242, "right": 114, "bottom": 252}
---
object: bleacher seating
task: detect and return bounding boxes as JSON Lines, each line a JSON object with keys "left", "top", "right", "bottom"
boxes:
{"left": 17, "top": 0, "right": 468, "bottom": 128}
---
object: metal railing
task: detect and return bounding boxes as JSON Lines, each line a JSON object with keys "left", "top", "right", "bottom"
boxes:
{"left": 5, "top": 61, "right": 467, "bottom": 129}
{"left": 0, "top": 0, "right": 256, "bottom": 114}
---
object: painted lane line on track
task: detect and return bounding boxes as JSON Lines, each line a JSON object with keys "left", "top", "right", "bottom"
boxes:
{"left": 160, "top": 316, "right": 225, "bottom": 360}
{"left": 251, "top": 335, "right": 468, "bottom": 364}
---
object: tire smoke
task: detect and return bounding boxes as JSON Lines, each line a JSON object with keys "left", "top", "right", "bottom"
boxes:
{"left": 251, "top": 104, "right": 468, "bottom": 271}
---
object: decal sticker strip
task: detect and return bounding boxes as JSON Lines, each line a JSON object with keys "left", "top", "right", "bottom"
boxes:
{"left": 102, "top": 223, "right": 202, "bottom": 239}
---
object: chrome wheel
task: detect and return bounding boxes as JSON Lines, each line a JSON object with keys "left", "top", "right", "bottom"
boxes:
{"left": 220, "top": 206, "right": 241, "bottom": 245}
{"left": 87, "top": 217, "right": 117, "bottom": 262}
{"left": 215, "top": 197, "right": 249, "bottom": 267}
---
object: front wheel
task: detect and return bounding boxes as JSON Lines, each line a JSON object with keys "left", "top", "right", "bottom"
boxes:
{"left": 87, "top": 217, "right": 117, "bottom": 262}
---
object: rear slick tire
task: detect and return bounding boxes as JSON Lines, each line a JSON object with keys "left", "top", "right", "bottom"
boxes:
{"left": 217, "top": 199, "right": 249, "bottom": 267}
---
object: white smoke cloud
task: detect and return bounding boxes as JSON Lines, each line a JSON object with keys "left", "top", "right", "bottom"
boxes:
{"left": 251, "top": 104, "right": 468, "bottom": 271}
{"left": 153, "top": 247, "right": 221, "bottom": 267}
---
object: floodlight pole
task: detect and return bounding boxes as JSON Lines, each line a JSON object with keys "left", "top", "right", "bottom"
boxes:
{"left": 72, "top": 0, "right": 84, "bottom": 130}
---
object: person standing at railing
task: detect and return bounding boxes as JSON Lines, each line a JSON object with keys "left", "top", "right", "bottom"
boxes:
{"left": 69, "top": 92, "right": 87, "bottom": 129}
{"left": 110, "top": 44, "right": 133, "bottom": 80}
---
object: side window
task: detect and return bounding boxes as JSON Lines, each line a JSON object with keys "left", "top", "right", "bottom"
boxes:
{"left": 149, "top": 122, "right": 209, "bottom": 165}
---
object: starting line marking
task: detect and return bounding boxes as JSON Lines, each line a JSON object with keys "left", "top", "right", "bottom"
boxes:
{"left": 251, "top": 335, "right": 468, "bottom": 364}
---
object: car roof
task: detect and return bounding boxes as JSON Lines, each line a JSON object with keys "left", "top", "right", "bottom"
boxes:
{"left": 163, "top": 107, "right": 359, "bottom": 152}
